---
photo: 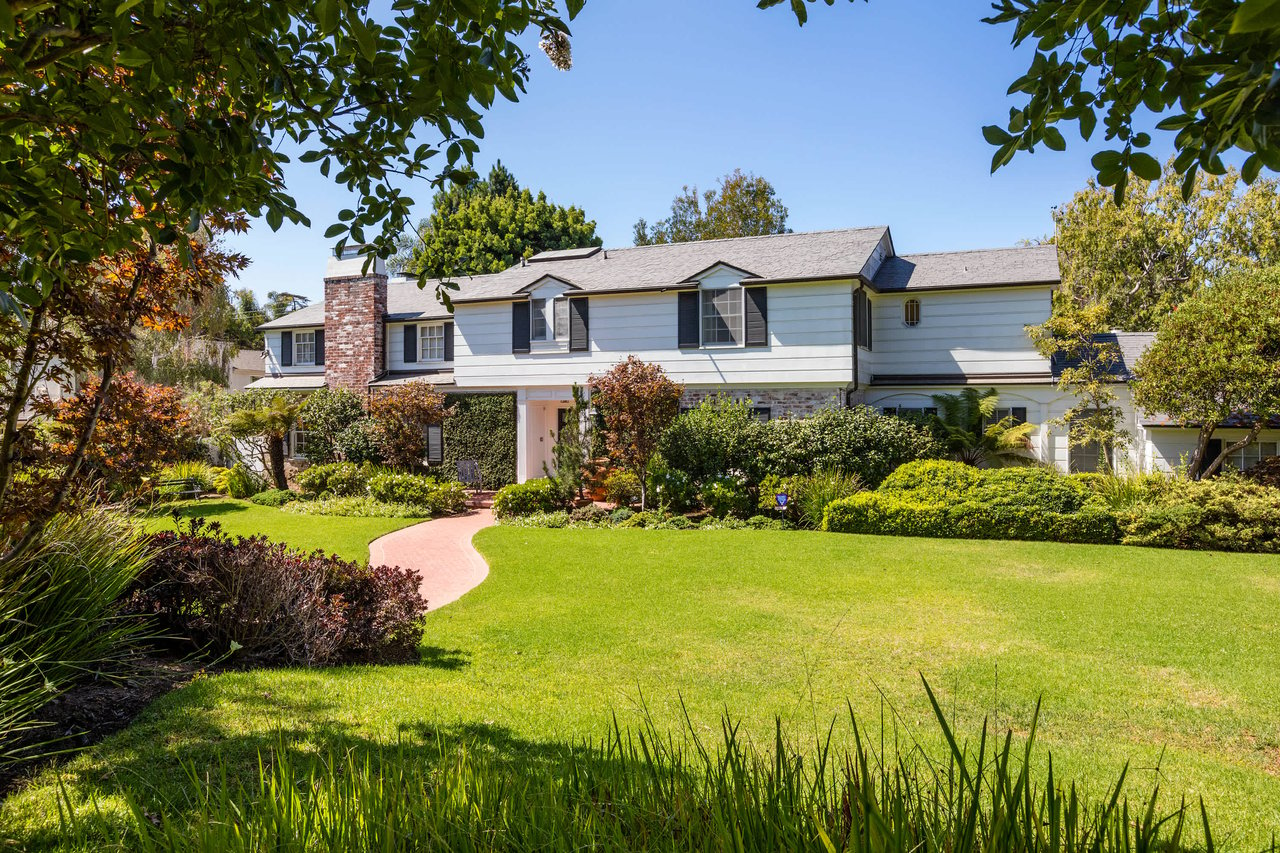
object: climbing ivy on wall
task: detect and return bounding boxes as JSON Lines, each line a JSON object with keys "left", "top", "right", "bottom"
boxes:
{"left": 433, "top": 393, "right": 517, "bottom": 489}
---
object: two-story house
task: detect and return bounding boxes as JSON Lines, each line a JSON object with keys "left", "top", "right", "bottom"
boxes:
{"left": 253, "top": 227, "right": 1278, "bottom": 482}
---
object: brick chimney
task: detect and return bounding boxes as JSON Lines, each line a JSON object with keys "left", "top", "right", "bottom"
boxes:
{"left": 323, "top": 248, "right": 387, "bottom": 394}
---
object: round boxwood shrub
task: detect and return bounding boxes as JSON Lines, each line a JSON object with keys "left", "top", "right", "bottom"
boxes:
{"left": 492, "top": 478, "right": 562, "bottom": 519}
{"left": 603, "top": 470, "right": 641, "bottom": 508}
{"left": 248, "top": 488, "right": 299, "bottom": 507}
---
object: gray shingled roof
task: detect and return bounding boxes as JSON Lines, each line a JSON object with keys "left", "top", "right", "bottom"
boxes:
{"left": 1050, "top": 331, "right": 1154, "bottom": 381}
{"left": 872, "top": 245, "right": 1060, "bottom": 292}
{"left": 258, "top": 275, "right": 498, "bottom": 329}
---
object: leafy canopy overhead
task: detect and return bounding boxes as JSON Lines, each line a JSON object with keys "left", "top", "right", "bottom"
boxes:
{"left": 634, "top": 169, "right": 791, "bottom": 246}
{"left": 393, "top": 162, "right": 601, "bottom": 278}
{"left": 1052, "top": 162, "right": 1280, "bottom": 331}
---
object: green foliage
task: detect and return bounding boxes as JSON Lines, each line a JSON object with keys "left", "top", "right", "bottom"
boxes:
{"left": 297, "top": 463, "right": 367, "bottom": 498}
{"left": 1, "top": 509, "right": 152, "bottom": 767}
{"left": 590, "top": 357, "right": 684, "bottom": 510}
{"left": 603, "top": 471, "right": 642, "bottom": 508}
{"left": 214, "top": 463, "right": 263, "bottom": 499}
{"left": 299, "top": 389, "right": 368, "bottom": 465}
{"left": 284, "top": 497, "right": 434, "bottom": 520}
{"left": 544, "top": 386, "right": 591, "bottom": 506}
{"left": 248, "top": 489, "right": 299, "bottom": 508}
{"left": 157, "top": 461, "right": 217, "bottom": 493}
{"left": 434, "top": 393, "right": 518, "bottom": 489}
{"left": 618, "top": 510, "right": 666, "bottom": 529}
{"left": 569, "top": 504, "right": 612, "bottom": 527}
{"left": 1134, "top": 266, "right": 1280, "bottom": 478}
{"left": 827, "top": 460, "right": 1115, "bottom": 544}
{"left": 658, "top": 396, "right": 769, "bottom": 483}
{"left": 765, "top": 406, "right": 942, "bottom": 487}
{"left": 981, "top": 0, "right": 1280, "bottom": 199}
{"left": 609, "top": 507, "right": 634, "bottom": 525}
{"left": 225, "top": 394, "right": 303, "bottom": 490}
{"left": 699, "top": 472, "right": 752, "bottom": 519}
{"left": 929, "top": 388, "right": 1036, "bottom": 467}
{"left": 634, "top": 168, "right": 790, "bottom": 245}
{"left": 367, "top": 473, "right": 467, "bottom": 515}
{"left": 396, "top": 162, "right": 601, "bottom": 277}
{"left": 646, "top": 465, "right": 697, "bottom": 513}
{"left": 1050, "top": 169, "right": 1280, "bottom": 330}
{"left": 492, "top": 479, "right": 563, "bottom": 519}
{"left": 500, "top": 511, "right": 572, "bottom": 529}
{"left": 759, "top": 470, "right": 864, "bottom": 529}
{"left": 1118, "top": 476, "right": 1280, "bottom": 553}
{"left": 335, "top": 419, "right": 385, "bottom": 466}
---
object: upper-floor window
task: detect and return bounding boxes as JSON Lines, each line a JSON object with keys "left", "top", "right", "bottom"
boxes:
{"left": 702, "top": 286, "right": 742, "bottom": 346}
{"left": 532, "top": 296, "right": 569, "bottom": 342}
{"left": 854, "top": 289, "right": 872, "bottom": 349}
{"left": 420, "top": 323, "right": 445, "bottom": 361}
{"left": 904, "top": 298, "right": 921, "bottom": 327}
{"left": 294, "top": 330, "right": 316, "bottom": 365}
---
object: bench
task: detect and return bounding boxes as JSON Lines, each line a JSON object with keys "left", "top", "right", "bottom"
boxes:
{"left": 157, "top": 477, "right": 203, "bottom": 500}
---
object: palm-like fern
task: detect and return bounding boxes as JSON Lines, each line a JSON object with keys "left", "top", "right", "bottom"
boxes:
{"left": 226, "top": 395, "right": 303, "bottom": 489}
{"left": 930, "top": 388, "right": 1036, "bottom": 467}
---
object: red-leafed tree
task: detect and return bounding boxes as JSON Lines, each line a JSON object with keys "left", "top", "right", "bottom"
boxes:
{"left": 590, "top": 357, "right": 684, "bottom": 510}
{"left": 370, "top": 383, "right": 449, "bottom": 470}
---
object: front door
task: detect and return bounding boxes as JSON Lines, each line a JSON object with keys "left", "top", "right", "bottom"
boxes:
{"left": 1198, "top": 438, "right": 1223, "bottom": 478}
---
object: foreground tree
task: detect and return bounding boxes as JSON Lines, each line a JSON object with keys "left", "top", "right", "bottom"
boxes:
{"left": 1133, "top": 266, "right": 1280, "bottom": 479}
{"left": 1027, "top": 301, "right": 1131, "bottom": 473}
{"left": 1053, "top": 165, "right": 1280, "bottom": 330}
{"left": 370, "top": 384, "right": 448, "bottom": 470}
{"left": 930, "top": 389, "right": 1035, "bottom": 468}
{"left": 634, "top": 169, "right": 790, "bottom": 245}
{"left": 226, "top": 395, "right": 304, "bottom": 491}
{"left": 395, "top": 162, "right": 600, "bottom": 278}
{"left": 590, "top": 357, "right": 683, "bottom": 509}
{"left": 980, "top": 0, "right": 1280, "bottom": 197}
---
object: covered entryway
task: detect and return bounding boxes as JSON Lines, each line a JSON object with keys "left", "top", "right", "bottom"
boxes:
{"left": 516, "top": 389, "right": 576, "bottom": 482}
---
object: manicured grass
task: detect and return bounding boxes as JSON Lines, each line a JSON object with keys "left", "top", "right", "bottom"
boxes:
{"left": 5, "top": 528, "right": 1280, "bottom": 848}
{"left": 140, "top": 498, "right": 424, "bottom": 563}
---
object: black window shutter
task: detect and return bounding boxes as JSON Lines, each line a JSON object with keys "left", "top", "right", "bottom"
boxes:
{"left": 403, "top": 324, "right": 418, "bottom": 363}
{"left": 569, "top": 297, "right": 589, "bottom": 352}
{"left": 314, "top": 329, "right": 325, "bottom": 366}
{"left": 444, "top": 322, "right": 455, "bottom": 361}
{"left": 512, "top": 301, "right": 531, "bottom": 353}
{"left": 280, "top": 330, "right": 293, "bottom": 367}
{"left": 744, "top": 287, "right": 768, "bottom": 347}
{"left": 677, "top": 291, "right": 700, "bottom": 349}
{"left": 1012, "top": 407, "right": 1028, "bottom": 425}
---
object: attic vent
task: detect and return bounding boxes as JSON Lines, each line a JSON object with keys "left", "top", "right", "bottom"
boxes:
{"left": 527, "top": 246, "right": 603, "bottom": 263}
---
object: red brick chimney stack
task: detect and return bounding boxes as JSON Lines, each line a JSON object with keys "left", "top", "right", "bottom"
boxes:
{"left": 323, "top": 247, "right": 387, "bottom": 394}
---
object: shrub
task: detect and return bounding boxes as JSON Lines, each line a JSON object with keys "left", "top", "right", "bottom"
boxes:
{"left": 298, "top": 388, "right": 368, "bottom": 464}
{"left": 759, "top": 470, "right": 863, "bottom": 528}
{"left": 369, "top": 383, "right": 447, "bottom": 470}
{"left": 646, "top": 464, "right": 697, "bottom": 512}
{"left": 248, "top": 488, "right": 299, "bottom": 507}
{"left": 157, "top": 460, "right": 216, "bottom": 493}
{"left": 699, "top": 515, "right": 749, "bottom": 530}
{"left": 878, "top": 459, "right": 983, "bottom": 498}
{"left": 618, "top": 510, "right": 665, "bottom": 529}
{"left": 297, "top": 462, "right": 366, "bottom": 498}
{"left": 700, "top": 472, "right": 752, "bottom": 519}
{"left": 658, "top": 396, "right": 770, "bottom": 483}
{"left": 603, "top": 470, "right": 642, "bottom": 508}
{"left": 656, "top": 515, "right": 695, "bottom": 530}
{"left": 745, "top": 514, "right": 790, "bottom": 531}
{"left": 215, "top": 463, "right": 262, "bottom": 499}
{"left": 131, "top": 519, "right": 426, "bottom": 665}
{"left": 764, "top": 406, "right": 941, "bottom": 487}
{"left": 1, "top": 509, "right": 152, "bottom": 766}
{"left": 570, "top": 504, "right": 611, "bottom": 526}
{"left": 610, "top": 507, "right": 634, "bottom": 525}
{"left": 335, "top": 418, "right": 384, "bottom": 465}
{"left": 367, "top": 472, "right": 466, "bottom": 515}
{"left": 1119, "top": 475, "right": 1280, "bottom": 553}
{"left": 284, "top": 497, "right": 434, "bottom": 519}
{"left": 501, "top": 511, "right": 571, "bottom": 529}
{"left": 1244, "top": 455, "right": 1280, "bottom": 489}
{"left": 492, "top": 479, "right": 562, "bottom": 519}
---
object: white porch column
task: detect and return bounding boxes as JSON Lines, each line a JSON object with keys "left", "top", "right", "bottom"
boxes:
{"left": 515, "top": 388, "right": 530, "bottom": 484}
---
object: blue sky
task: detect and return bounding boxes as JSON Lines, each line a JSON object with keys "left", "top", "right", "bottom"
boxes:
{"left": 229, "top": 0, "right": 1178, "bottom": 303}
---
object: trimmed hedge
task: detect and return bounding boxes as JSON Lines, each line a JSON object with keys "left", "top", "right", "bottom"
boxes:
{"left": 492, "top": 478, "right": 562, "bottom": 519}
{"left": 433, "top": 393, "right": 517, "bottom": 489}
{"left": 248, "top": 488, "right": 299, "bottom": 507}
{"left": 367, "top": 472, "right": 467, "bottom": 515}
{"left": 824, "top": 460, "right": 1117, "bottom": 545}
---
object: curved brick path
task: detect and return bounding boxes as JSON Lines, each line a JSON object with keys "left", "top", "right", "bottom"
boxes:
{"left": 368, "top": 509, "right": 494, "bottom": 610}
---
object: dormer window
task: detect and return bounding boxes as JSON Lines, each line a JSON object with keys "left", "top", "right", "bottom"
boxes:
{"left": 531, "top": 296, "right": 569, "bottom": 342}
{"left": 701, "top": 285, "right": 742, "bottom": 346}
{"left": 904, "top": 298, "right": 921, "bottom": 327}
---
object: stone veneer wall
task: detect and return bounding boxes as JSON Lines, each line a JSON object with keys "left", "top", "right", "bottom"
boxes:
{"left": 323, "top": 273, "right": 387, "bottom": 394}
{"left": 680, "top": 387, "right": 846, "bottom": 418}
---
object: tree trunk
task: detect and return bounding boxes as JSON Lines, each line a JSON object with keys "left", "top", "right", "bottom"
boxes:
{"left": 1201, "top": 422, "right": 1264, "bottom": 479}
{"left": 637, "top": 465, "right": 648, "bottom": 511}
{"left": 1188, "top": 424, "right": 1216, "bottom": 480}
{"left": 268, "top": 437, "right": 288, "bottom": 490}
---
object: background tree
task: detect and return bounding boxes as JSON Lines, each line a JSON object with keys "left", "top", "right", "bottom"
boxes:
{"left": 590, "top": 357, "right": 684, "bottom": 509}
{"left": 633, "top": 169, "right": 790, "bottom": 245}
{"left": 1027, "top": 300, "right": 1131, "bottom": 473}
{"left": 980, "top": 0, "right": 1280, "bottom": 197}
{"left": 393, "top": 162, "right": 600, "bottom": 278}
{"left": 226, "top": 395, "right": 304, "bottom": 490}
{"left": 930, "top": 388, "right": 1035, "bottom": 468}
{"left": 1133, "top": 266, "right": 1280, "bottom": 479}
{"left": 298, "top": 388, "right": 369, "bottom": 465}
{"left": 370, "top": 384, "right": 448, "bottom": 470}
{"left": 1053, "top": 165, "right": 1280, "bottom": 330}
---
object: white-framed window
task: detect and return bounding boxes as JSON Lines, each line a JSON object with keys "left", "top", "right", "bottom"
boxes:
{"left": 701, "top": 286, "right": 742, "bottom": 346}
{"left": 989, "top": 407, "right": 1028, "bottom": 426}
{"left": 1227, "top": 440, "right": 1278, "bottom": 472}
{"left": 289, "top": 428, "right": 311, "bottom": 460}
{"left": 424, "top": 423, "right": 443, "bottom": 464}
{"left": 531, "top": 296, "right": 569, "bottom": 342}
{"left": 420, "top": 323, "right": 445, "bottom": 361}
{"left": 294, "top": 330, "right": 316, "bottom": 366}
{"left": 882, "top": 406, "right": 937, "bottom": 417}
{"left": 903, "top": 298, "right": 921, "bottom": 326}
{"left": 1069, "top": 440, "right": 1112, "bottom": 474}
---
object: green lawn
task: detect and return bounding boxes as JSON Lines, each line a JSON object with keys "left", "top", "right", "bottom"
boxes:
{"left": 6, "top": 528, "right": 1280, "bottom": 848}
{"left": 141, "top": 498, "right": 424, "bottom": 562}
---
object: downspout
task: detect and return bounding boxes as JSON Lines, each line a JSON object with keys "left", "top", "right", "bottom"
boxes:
{"left": 847, "top": 281, "right": 864, "bottom": 408}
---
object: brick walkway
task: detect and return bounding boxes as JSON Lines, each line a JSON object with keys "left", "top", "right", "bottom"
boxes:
{"left": 368, "top": 509, "right": 494, "bottom": 610}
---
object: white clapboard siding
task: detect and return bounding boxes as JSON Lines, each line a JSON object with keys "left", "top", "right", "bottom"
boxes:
{"left": 870, "top": 286, "right": 1053, "bottom": 375}
{"left": 453, "top": 282, "right": 857, "bottom": 388}
{"left": 387, "top": 321, "right": 453, "bottom": 372}
{"left": 263, "top": 328, "right": 325, "bottom": 376}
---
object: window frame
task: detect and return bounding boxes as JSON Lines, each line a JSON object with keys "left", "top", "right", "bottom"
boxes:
{"left": 903, "top": 298, "right": 921, "bottom": 327}
{"left": 530, "top": 295, "right": 569, "bottom": 344}
{"left": 424, "top": 423, "right": 444, "bottom": 464}
{"left": 288, "top": 427, "right": 311, "bottom": 460}
{"left": 293, "top": 330, "right": 316, "bottom": 366}
{"left": 419, "top": 322, "right": 446, "bottom": 362}
{"left": 1226, "top": 439, "right": 1278, "bottom": 472}
{"left": 700, "top": 284, "right": 744, "bottom": 347}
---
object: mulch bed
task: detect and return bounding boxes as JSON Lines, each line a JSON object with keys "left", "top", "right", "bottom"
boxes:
{"left": 0, "top": 656, "right": 200, "bottom": 797}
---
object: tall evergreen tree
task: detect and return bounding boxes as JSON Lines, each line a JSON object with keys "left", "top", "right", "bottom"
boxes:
{"left": 634, "top": 169, "right": 790, "bottom": 246}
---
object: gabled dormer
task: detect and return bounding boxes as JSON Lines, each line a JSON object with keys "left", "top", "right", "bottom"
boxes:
{"left": 676, "top": 262, "right": 768, "bottom": 350}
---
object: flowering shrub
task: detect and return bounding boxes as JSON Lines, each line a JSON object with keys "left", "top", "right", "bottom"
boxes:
{"left": 130, "top": 519, "right": 426, "bottom": 665}
{"left": 700, "top": 472, "right": 752, "bottom": 519}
